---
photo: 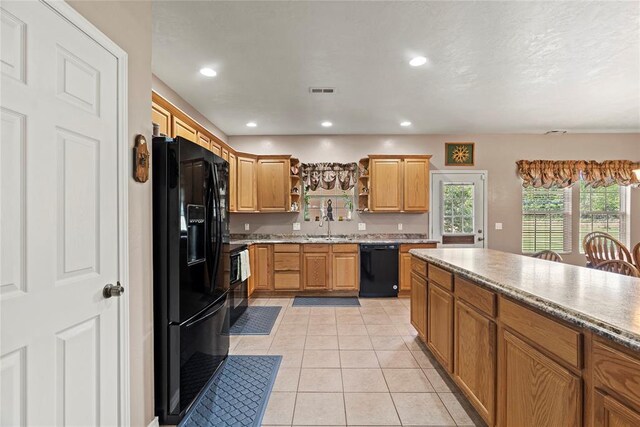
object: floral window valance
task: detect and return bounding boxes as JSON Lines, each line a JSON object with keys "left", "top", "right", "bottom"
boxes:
{"left": 516, "top": 160, "right": 640, "bottom": 188}
{"left": 301, "top": 162, "right": 358, "bottom": 191}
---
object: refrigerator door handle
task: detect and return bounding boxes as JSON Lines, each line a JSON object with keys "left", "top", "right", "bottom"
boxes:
{"left": 181, "top": 297, "right": 226, "bottom": 328}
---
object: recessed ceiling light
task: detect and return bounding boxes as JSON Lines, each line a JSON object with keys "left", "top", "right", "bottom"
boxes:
{"left": 246, "top": 122, "right": 257, "bottom": 128}
{"left": 321, "top": 121, "right": 333, "bottom": 127}
{"left": 199, "top": 67, "right": 217, "bottom": 77}
{"left": 409, "top": 56, "right": 428, "bottom": 67}
{"left": 400, "top": 121, "right": 412, "bottom": 127}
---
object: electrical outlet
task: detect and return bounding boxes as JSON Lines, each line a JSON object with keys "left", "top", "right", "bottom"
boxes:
{"left": 244, "top": 223, "right": 250, "bottom": 231}
{"left": 495, "top": 222, "right": 503, "bottom": 230}
{"left": 398, "top": 223, "right": 403, "bottom": 231}
{"left": 358, "top": 223, "right": 366, "bottom": 231}
{"left": 293, "top": 222, "right": 301, "bottom": 231}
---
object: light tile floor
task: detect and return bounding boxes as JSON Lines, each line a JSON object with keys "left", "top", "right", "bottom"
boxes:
{"left": 231, "top": 297, "right": 486, "bottom": 426}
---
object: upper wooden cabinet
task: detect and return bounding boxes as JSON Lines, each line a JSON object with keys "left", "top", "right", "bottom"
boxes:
{"left": 228, "top": 151, "right": 237, "bottom": 212}
{"left": 257, "top": 157, "right": 290, "bottom": 212}
{"left": 365, "top": 155, "right": 431, "bottom": 213}
{"left": 210, "top": 141, "right": 222, "bottom": 157}
{"left": 197, "top": 131, "right": 211, "bottom": 150}
{"left": 172, "top": 116, "right": 197, "bottom": 142}
{"left": 237, "top": 154, "right": 258, "bottom": 212}
{"left": 370, "top": 158, "right": 403, "bottom": 211}
{"left": 152, "top": 101, "right": 171, "bottom": 137}
{"left": 403, "top": 158, "right": 430, "bottom": 211}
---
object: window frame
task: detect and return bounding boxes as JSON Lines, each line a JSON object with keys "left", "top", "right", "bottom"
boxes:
{"left": 521, "top": 186, "right": 572, "bottom": 254}
{"left": 441, "top": 182, "right": 475, "bottom": 236}
{"left": 578, "top": 183, "right": 630, "bottom": 251}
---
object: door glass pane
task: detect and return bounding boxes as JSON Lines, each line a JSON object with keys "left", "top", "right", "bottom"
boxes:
{"left": 442, "top": 183, "right": 474, "bottom": 234}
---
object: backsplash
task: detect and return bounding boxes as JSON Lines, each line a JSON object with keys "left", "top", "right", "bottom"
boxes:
{"left": 229, "top": 211, "right": 430, "bottom": 236}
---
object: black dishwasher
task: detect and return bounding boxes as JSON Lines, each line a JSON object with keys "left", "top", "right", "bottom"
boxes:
{"left": 359, "top": 244, "right": 399, "bottom": 297}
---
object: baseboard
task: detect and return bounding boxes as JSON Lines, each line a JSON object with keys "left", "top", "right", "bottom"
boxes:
{"left": 147, "top": 416, "right": 160, "bottom": 427}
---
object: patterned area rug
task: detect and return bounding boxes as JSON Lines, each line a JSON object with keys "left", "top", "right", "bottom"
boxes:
{"left": 293, "top": 296, "right": 361, "bottom": 306}
{"left": 229, "top": 306, "right": 282, "bottom": 335}
{"left": 180, "top": 355, "right": 282, "bottom": 427}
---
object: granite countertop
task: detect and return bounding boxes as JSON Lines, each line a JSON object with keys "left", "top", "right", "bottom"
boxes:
{"left": 409, "top": 248, "right": 640, "bottom": 352}
{"left": 230, "top": 234, "right": 439, "bottom": 245}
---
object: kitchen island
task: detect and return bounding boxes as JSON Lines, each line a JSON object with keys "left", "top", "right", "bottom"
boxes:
{"left": 409, "top": 248, "right": 640, "bottom": 427}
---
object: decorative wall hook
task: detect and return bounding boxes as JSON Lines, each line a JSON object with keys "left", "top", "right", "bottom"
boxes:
{"left": 134, "top": 134, "right": 150, "bottom": 183}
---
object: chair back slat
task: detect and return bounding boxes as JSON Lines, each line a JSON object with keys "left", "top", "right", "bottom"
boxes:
{"left": 594, "top": 260, "right": 640, "bottom": 278}
{"left": 632, "top": 242, "right": 640, "bottom": 270}
{"left": 531, "top": 250, "right": 563, "bottom": 263}
{"left": 583, "top": 232, "right": 632, "bottom": 267}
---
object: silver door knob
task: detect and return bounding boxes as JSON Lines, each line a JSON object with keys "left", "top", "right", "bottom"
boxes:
{"left": 103, "top": 282, "right": 125, "bottom": 298}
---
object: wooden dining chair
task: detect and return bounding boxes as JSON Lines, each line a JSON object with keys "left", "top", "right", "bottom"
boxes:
{"left": 531, "top": 250, "right": 563, "bottom": 263}
{"left": 583, "top": 232, "right": 633, "bottom": 267}
{"left": 594, "top": 260, "right": 640, "bottom": 278}
{"left": 633, "top": 242, "right": 640, "bottom": 270}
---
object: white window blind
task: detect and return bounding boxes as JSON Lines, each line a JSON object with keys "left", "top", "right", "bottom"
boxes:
{"left": 579, "top": 182, "right": 629, "bottom": 250}
{"left": 522, "top": 187, "right": 572, "bottom": 253}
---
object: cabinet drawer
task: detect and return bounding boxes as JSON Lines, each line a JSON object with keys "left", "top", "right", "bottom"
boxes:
{"left": 304, "top": 244, "right": 330, "bottom": 253}
{"left": 274, "top": 244, "right": 300, "bottom": 253}
{"left": 274, "top": 272, "right": 300, "bottom": 290}
{"left": 500, "top": 297, "right": 581, "bottom": 369}
{"left": 332, "top": 244, "right": 358, "bottom": 253}
{"left": 411, "top": 257, "right": 427, "bottom": 277}
{"left": 429, "top": 264, "right": 453, "bottom": 291}
{"left": 274, "top": 253, "right": 300, "bottom": 271}
{"left": 593, "top": 340, "right": 640, "bottom": 407}
{"left": 455, "top": 276, "right": 496, "bottom": 317}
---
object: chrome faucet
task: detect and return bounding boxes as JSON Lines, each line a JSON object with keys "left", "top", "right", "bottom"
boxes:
{"left": 319, "top": 215, "right": 332, "bottom": 238}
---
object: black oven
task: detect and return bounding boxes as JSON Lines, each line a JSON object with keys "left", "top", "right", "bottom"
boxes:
{"left": 229, "top": 245, "right": 248, "bottom": 325}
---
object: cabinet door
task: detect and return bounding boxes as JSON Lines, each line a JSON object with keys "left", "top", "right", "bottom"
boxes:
{"left": 210, "top": 141, "right": 222, "bottom": 157}
{"left": 197, "top": 131, "right": 211, "bottom": 150}
{"left": 172, "top": 116, "right": 197, "bottom": 142}
{"left": 254, "top": 245, "right": 273, "bottom": 290}
{"left": 228, "top": 151, "right": 237, "bottom": 212}
{"left": 400, "top": 252, "right": 413, "bottom": 292}
{"left": 403, "top": 158, "right": 429, "bottom": 212}
{"left": 370, "top": 158, "right": 402, "bottom": 211}
{"left": 454, "top": 300, "right": 496, "bottom": 425}
{"left": 332, "top": 252, "right": 358, "bottom": 290}
{"left": 500, "top": 331, "right": 581, "bottom": 427}
{"left": 222, "top": 147, "right": 229, "bottom": 162}
{"left": 594, "top": 391, "right": 640, "bottom": 427}
{"left": 303, "top": 253, "right": 330, "bottom": 290}
{"left": 410, "top": 272, "right": 427, "bottom": 341}
{"left": 428, "top": 283, "right": 454, "bottom": 371}
{"left": 257, "top": 158, "right": 288, "bottom": 212}
{"left": 237, "top": 156, "right": 257, "bottom": 211}
{"left": 152, "top": 102, "right": 171, "bottom": 137}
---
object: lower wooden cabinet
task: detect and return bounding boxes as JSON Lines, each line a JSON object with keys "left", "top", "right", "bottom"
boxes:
{"left": 500, "top": 330, "right": 581, "bottom": 427}
{"left": 332, "top": 252, "right": 358, "bottom": 290}
{"left": 410, "top": 272, "right": 427, "bottom": 341}
{"left": 454, "top": 300, "right": 496, "bottom": 425}
{"left": 253, "top": 244, "right": 273, "bottom": 291}
{"left": 273, "top": 245, "right": 301, "bottom": 291}
{"left": 303, "top": 252, "right": 330, "bottom": 290}
{"left": 427, "top": 283, "right": 454, "bottom": 372}
{"left": 400, "top": 252, "right": 413, "bottom": 292}
{"left": 247, "top": 244, "right": 256, "bottom": 297}
{"left": 594, "top": 391, "right": 640, "bottom": 427}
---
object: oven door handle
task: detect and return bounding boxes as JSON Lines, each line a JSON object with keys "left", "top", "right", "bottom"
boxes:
{"left": 181, "top": 298, "right": 226, "bottom": 328}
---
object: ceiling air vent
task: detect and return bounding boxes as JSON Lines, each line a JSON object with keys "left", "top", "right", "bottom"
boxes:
{"left": 309, "top": 87, "right": 336, "bottom": 94}
{"left": 545, "top": 130, "right": 567, "bottom": 135}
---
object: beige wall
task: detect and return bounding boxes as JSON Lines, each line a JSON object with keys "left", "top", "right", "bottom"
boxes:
{"left": 229, "top": 134, "right": 640, "bottom": 266}
{"left": 68, "top": 2, "right": 154, "bottom": 426}
{"left": 152, "top": 74, "right": 228, "bottom": 144}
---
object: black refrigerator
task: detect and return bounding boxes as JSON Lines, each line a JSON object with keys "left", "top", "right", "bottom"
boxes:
{"left": 152, "top": 136, "right": 230, "bottom": 425}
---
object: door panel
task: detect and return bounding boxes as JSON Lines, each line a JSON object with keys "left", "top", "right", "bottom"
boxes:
{"left": 427, "top": 283, "right": 454, "bottom": 371}
{"left": 303, "top": 253, "right": 330, "bottom": 290}
{"left": 410, "top": 272, "right": 427, "bottom": 341}
{"left": 332, "top": 253, "right": 358, "bottom": 290}
{"left": 370, "top": 159, "right": 402, "bottom": 211}
{"left": 152, "top": 101, "right": 171, "bottom": 137}
{"left": 172, "top": 116, "right": 197, "bottom": 142}
{"left": 257, "top": 159, "right": 288, "bottom": 211}
{"left": 0, "top": 2, "right": 121, "bottom": 425}
{"left": 237, "top": 155, "right": 257, "bottom": 211}
{"left": 403, "top": 158, "right": 429, "bottom": 211}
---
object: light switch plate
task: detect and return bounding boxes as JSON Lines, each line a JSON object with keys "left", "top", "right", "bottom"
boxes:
{"left": 293, "top": 222, "right": 301, "bottom": 231}
{"left": 495, "top": 222, "right": 503, "bottom": 230}
{"left": 358, "top": 223, "right": 366, "bottom": 231}
{"left": 398, "top": 223, "right": 403, "bottom": 231}
{"left": 244, "top": 223, "right": 250, "bottom": 231}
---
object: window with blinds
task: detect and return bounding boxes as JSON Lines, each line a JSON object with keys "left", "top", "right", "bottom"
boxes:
{"left": 579, "top": 182, "right": 629, "bottom": 250}
{"left": 522, "top": 187, "right": 572, "bottom": 253}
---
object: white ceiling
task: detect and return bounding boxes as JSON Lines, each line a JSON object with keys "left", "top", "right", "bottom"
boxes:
{"left": 152, "top": 1, "right": 640, "bottom": 135}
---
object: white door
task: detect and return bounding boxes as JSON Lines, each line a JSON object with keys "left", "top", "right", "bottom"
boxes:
{"left": 1, "top": 2, "right": 123, "bottom": 426}
{"left": 431, "top": 172, "right": 487, "bottom": 248}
